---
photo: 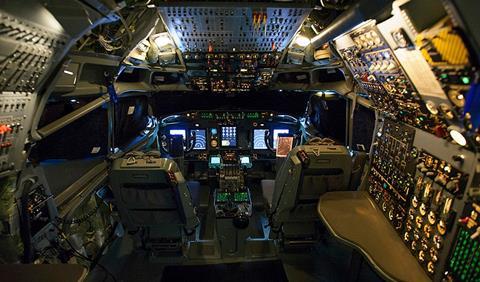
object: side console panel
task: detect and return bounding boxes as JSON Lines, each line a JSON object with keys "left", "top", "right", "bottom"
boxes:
{"left": 367, "top": 116, "right": 476, "bottom": 280}
{"left": 0, "top": 3, "right": 68, "bottom": 175}
{"left": 333, "top": 4, "right": 479, "bottom": 279}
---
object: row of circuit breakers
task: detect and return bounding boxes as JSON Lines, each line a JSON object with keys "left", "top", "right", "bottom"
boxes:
{"left": 334, "top": 16, "right": 479, "bottom": 151}
{"left": 0, "top": 8, "right": 67, "bottom": 176}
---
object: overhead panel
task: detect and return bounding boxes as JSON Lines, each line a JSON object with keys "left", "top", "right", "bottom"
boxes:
{"left": 158, "top": 5, "right": 312, "bottom": 53}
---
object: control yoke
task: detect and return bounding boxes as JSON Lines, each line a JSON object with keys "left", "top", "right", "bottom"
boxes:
{"left": 184, "top": 130, "right": 196, "bottom": 153}
{"left": 264, "top": 129, "right": 274, "bottom": 152}
{"left": 161, "top": 131, "right": 196, "bottom": 154}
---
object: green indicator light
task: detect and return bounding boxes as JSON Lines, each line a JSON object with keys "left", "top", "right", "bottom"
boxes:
{"left": 462, "top": 76, "right": 471, "bottom": 84}
{"left": 440, "top": 74, "right": 448, "bottom": 79}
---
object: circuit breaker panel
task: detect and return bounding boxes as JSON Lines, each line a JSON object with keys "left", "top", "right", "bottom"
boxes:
{"left": 0, "top": 4, "right": 68, "bottom": 175}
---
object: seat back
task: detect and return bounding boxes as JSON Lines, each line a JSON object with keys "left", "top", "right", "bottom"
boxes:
{"left": 269, "top": 145, "right": 352, "bottom": 242}
{"left": 110, "top": 152, "right": 198, "bottom": 233}
{"left": 296, "top": 146, "right": 352, "bottom": 202}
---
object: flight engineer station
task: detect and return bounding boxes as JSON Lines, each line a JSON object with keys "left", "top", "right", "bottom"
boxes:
{"left": 0, "top": 0, "right": 479, "bottom": 281}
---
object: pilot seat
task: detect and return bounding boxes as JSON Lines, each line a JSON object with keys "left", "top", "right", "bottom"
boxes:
{"left": 110, "top": 151, "right": 199, "bottom": 255}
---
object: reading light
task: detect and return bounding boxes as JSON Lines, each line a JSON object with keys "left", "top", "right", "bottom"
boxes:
{"left": 154, "top": 33, "right": 174, "bottom": 49}
{"left": 448, "top": 126, "right": 467, "bottom": 147}
{"left": 314, "top": 91, "right": 337, "bottom": 99}
{"left": 293, "top": 35, "right": 310, "bottom": 48}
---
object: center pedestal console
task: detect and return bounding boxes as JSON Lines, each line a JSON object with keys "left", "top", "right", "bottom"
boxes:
{"left": 210, "top": 153, "right": 254, "bottom": 256}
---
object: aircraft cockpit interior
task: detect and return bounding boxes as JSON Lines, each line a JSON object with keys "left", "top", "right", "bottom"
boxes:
{"left": 0, "top": 0, "right": 479, "bottom": 281}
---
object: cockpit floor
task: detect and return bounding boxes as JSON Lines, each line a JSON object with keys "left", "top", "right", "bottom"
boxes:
{"left": 160, "top": 260, "right": 288, "bottom": 282}
{"left": 86, "top": 232, "right": 383, "bottom": 282}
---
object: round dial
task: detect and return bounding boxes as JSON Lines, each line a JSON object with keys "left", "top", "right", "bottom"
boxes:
{"left": 210, "top": 139, "right": 218, "bottom": 148}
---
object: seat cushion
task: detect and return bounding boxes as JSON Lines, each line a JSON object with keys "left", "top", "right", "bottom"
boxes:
{"left": 261, "top": 179, "right": 275, "bottom": 208}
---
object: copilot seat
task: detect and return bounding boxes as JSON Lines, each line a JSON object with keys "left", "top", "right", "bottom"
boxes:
{"left": 110, "top": 151, "right": 199, "bottom": 254}
{"left": 262, "top": 145, "right": 352, "bottom": 245}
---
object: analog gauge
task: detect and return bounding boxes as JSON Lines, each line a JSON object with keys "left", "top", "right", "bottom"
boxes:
{"left": 437, "top": 220, "right": 446, "bottom": 235}
{"left": 430, "top": 249, "right": 438, "bottom": 262}
{"left": 426, "top": 100, "right": 439, "bottom": 115}
{"left": 428, "top": 211, "right": 436, "bottom": 225}
{"left": 419, "top": 203, "right": 427, "bottom": 216}
{"left": 418, "top": 250, "right": 425, "bottom": 262}
{"left": 411, "top": 240, "right": 417, "bottom": 251}
{"left": 415, "top": 215, "right": 423, "bottom": 229}
{"left": 433, "top": 235, "right": 442, "bottom": 249}
{"left": 412, "top": 196, "right": 419, "bottom": 208}
{"left": 210, "top": 139, "right": 218, "bottom": 148}
{"left": 423, "top": 224, "right": 432, "bottom": 238}
{"left": 427, "top": 261, "right": 435, "bottom": 274}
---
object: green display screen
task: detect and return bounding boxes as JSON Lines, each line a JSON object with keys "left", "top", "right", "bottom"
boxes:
{"left": 234, "top": 192, "right": 248, "bottom": 202}
{"left": 216, "top": 192, "right": 230, "bottom": 202}
{"left": 216, "top": 192, "right": 248, "bottom": 202}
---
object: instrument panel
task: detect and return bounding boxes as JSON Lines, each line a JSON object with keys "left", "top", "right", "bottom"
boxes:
{"left": 160, "top": 110, "right": 298, "bottom": 159}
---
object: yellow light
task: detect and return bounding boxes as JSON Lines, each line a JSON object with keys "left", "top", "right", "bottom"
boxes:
{"left": 154, "top": 33, "right": 174, "bottom": 48}
{"left": 294, "top": 35, "right": 310, "bottom": 48}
